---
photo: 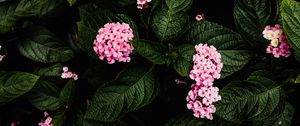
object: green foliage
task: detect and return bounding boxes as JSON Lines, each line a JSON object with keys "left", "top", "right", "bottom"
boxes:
{"left": 131, "top": 39, "right": 169, "bottom": 64}
{"left": 216, "top": 73, "right": 285, "bottom": 122}
{"left": 28, "top": 80, "right": 62, "bottom": 111}
{"left": 185, "top": 21, "right": 252, "bottom": 78}
{"left": 0, "top": 71, "right": 39, "bottom": 106}
{"left": 86, "top": 63, "right": 158, "bottom": 122}
{"left": 281, "top": 0, "right": 300, "bottom": 61}
{"left": 34, "top": 63, "right": 63, "bottom": 77}
{"left": 17, "top": 26, "right": 74, "bottom": 63}
{"left": 233, "top": 0, "right": 280, "bottom": 50}
{"left": 172, "top": 44, "right": 194, "bottom": 76}
{"left": 151, "top": 0, "right": 192, "bottom": 42}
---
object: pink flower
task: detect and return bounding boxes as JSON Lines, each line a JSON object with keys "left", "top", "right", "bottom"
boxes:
{"left": 11, "top": 122, "right": 17, "bottom": 126}
{"left": 137, "top": 0, "right": 151, "bottom": 9}
{"left": 93, "top": 22, "right": 134, "bottom": 64}
{"left": 186, "top": 43, "right": 222, "bottom": 120}
{"left": 263, "top": 24, "right": 291, "bottom": 58}
{"left": 0, "top": 45, "right": 5, "bottom": 62}
{"left": 38, "top": 112, "right": 53, "bottom": 126}
{"left": 195, "top": 14, "right": 205, "bottom": 21}
{"left": 61, "top": 66, "right": 78, "bottom": 80}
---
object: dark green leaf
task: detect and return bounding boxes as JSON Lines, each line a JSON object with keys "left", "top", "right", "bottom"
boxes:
{"left": 18, "top": 26, "right": 74, "bottom": 63}
{"left": 172, "top": 44, "right": 194, "bottom": 76}
{"left": 281, "top": 0, "right": 300, "bottom": 60}
{"left": 86, "top": 63, "right": 158, "bottom": 122}
{"left": 34, "top": 63, "right": 63, "bottom": 77}
{"left": 0, "top": 0, "right": 43, "bottom": 33}
{"left": 116, "top": 0, "right": 135, "bottom": 6}
{"left": 215, "top": 77, "right": 285, "bottom": 122}
{"left": 59, "top": 80, "right": 75, "bottom": 106}
{"left": 0, "top": 71, "right": 39, "bottom": 106}
{"left": 151, "top": 0, "right": 192, "bottom": 42}
{"left": 37, "top": 0, "right": 66, "bottom": 18}
{"left": 53, "top": 112, "right": 66, "bottom": 126}
{"left": 233, "top": 0, "right": 280, "bottom": 49}
{"left": 253, "top": 102, "right": 294, "bottom": 126}
{"left": 131, "top": 39, "right": 168, "bottom": 64}
{"left": 185, "top": 21, "right": 252, "bottom": 78}
{"left": 28, "top": 80, "right": 62, "bottom": 111}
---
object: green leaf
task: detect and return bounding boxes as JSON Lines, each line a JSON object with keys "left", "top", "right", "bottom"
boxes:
{"left": 172, "top": 44, "right": 194, "bottom": 76}
{"left": 0, "top": 71, "right": 39, "bottom": 106}
{"left": 233, "top": 0, "right": 280, "bottom": 49}
{"left": 52, "top": 112, "right": 66, "bottom": 126}
{"left": 151, "top": 0, "right": 192, "bottom": 42}
{"left": 0, "top": 0, "right": 44, "bottom": 33}
{"left": 116, "top": 0, "right": 135, "bottom": 6}
{"left": 185, "top": 21, "right": 252, "bottom": 78}
{"left": 295, "top": 73, "right": 300, "bottom": 83}
{"left": 59, "top": 80, "right": 75, "bottom": 106}
{"left": 37, "top": 0, "right": 66, "bottom": 18}
{"left": 67, "top": 0, "right": 76, "bottom": 6}
{"left": 131, "top": 39, "right": 168, "bottom": 64}
{"left": 17, "top": 26, "right": 74, "bottom": 63}
{"left": 34, "top": 63, "right": 63, "bottom": 77}
{"left": 86, "top": 63, "right": 158, "bottom": 122}
{"left": 253, "top": 102, "right": 294, "bottom": 126}
{"left": 281, "top": 0, "right": 300, "bottom": 60}
{"left": 215, "top": 76, "right": 285, "bottom": 122}
{"left": 28, "top": 80, "right": 62, "bottom": 111}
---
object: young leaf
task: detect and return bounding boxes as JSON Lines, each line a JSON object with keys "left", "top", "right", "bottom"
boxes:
{"left": 0, "top": 71, "right": 39, "bottom": 106}
{"left": 233, "top": 0, "right": 280, "bottom": 50}
{"left": 185, "top": 21, "right": 252, "bottom": 78}
{"left": 172, "top": 44, "right": 194, "bottom": 77}
{"left": 86, "top": 63, "right": 158, "bottom": 122}
{"left": 34, "top": 63, "right": 63, "bottom": 77}
{"left": 131, "top": 39, "right": 168, "bottom": 64}
{"left": 59, "top": 80, "right": 75, "bottom": 106}
{"left": 67, "top": 0, "right": 76, "bottom": 6}
{"left": 151, "top": 0, "right": 192, "bottom": 42}
{"left": 281, "top": 0, "right": 300, "bottom": 60}
{"left": 17, "top": 25, "right": 74, "bottom": 63}
{"left": 215, "top": 77, "right": 285, "bottom": 122}
{"left": 28, "top": 80, "right": 62, "bottom": 111}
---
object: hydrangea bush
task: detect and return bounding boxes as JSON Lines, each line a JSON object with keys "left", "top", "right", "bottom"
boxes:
{"left": 0, "top": 0, "right": 300, "bottom": 125}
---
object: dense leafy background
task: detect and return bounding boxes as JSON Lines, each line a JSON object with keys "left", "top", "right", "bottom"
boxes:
{"left": 0, "top": 0, "right": 300, "bottom": 125}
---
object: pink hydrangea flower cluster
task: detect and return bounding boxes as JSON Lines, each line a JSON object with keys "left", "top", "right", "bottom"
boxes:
{"left": 137, "top": 0, "right": 151, "bottom": 9}
{"left": 38, "top": 112, "right": 52, "bottom": 126}
{"left": 186, "top": 43, "right": 223, "bottom": 120}
{"left": 61, "top": 66, "right": 78, "bottom": 80}
{"left": 263, "top": 24, "right": 291, "bottom": 58}
{"left": 93, "top": 22, "right": 134, "bottom": 64}
{"left": 0, "top": 45, "right": 5, "bottom": 62}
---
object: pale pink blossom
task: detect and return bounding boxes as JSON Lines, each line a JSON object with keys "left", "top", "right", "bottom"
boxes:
{"left": 0, "top": 45, "right": 5, "bottom": 62}
{"left": 38, "top": 112, "right": 53, "bottom": 126}
{"left": 93, "top": 22, "right": 134, "bottom": 64}
{"left": 11, "top": 122, "right": 17, "bottom": 126}
{"left": 195, "top": 14, "right": 205, "bottom": 21}
{"left": 137, "top": 0, "right": 151, "bottom": 9}
{"left": 61, "top": 66, "right": 78, "bottom": 80}
{"left": 186, "top": 43, "right": 222, "bottom": 120}
{"left": 263, "top": 24, "right": 291, "bottom": 58}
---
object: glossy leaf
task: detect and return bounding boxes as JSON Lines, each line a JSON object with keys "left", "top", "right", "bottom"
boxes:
{"left": 215, "top": 76, "right": 284, "bottom": 121}
{"left": 59, "top": 80, "right": 75, "bottom": 105}
{"left": 28, "top": 80, "right": 62, "bottom": 111}
{"left": 185, "top": 21, "right": 252, "bottom": 78}
{"left": 151, "top": 0, "right": 192, "bottom": 42}
{"left": 34, "top": 63, "right": 63, "bottom": 77}
{"left": 18, "top": 26, "right": 74, "bottom": 63}
{"left": 0, "top": 71, "right": 39, "bottom": 106}
{"left": 131, "top": 39, "right": 168, "bottom": 64}
{"left": 86, "top": 63, "right": 158, "bottom": 122}
{"left": 233, "top": 0, "right": 280, "bottom": 49}
{"left": 281, "top": 0, "right": 300, "bottom": 60}
{"left": 172, "top": 44, "right": 194, "bottom": 76}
